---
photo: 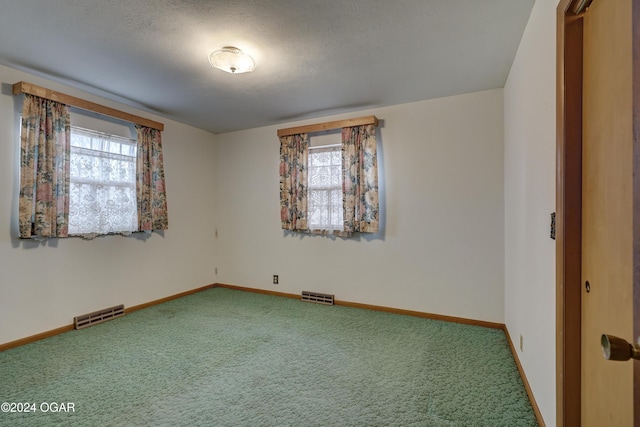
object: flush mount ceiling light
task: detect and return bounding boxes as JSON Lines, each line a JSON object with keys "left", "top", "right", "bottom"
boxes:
{"left": 208, "top": 46, "right": 256, "bottom": 74}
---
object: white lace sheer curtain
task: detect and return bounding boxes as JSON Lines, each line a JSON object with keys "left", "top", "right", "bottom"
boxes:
{"left": 68, "top": 127, "right": 138, "bottom": 238}
{"left": 308, "top": 145, "right": 343, "bottom": 231}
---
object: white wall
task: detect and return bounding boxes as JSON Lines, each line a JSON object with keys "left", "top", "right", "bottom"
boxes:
{"left": 504, "top": 0, "right": 558, "bottom": 425}
{"left": 215, "top": 89, "right": 505, "bottom": 323}
{"left": 0, "top": 64, "right": 218, "bottom": 346}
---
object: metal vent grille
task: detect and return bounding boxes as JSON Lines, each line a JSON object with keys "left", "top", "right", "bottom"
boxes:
{"left": 301, "top": 291, "right": 334, "bottom": 305}
{"left": 74, "top": 304, "right": 125, "bottom": 329}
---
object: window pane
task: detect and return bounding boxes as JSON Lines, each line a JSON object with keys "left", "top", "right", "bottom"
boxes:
{"left": 308, "top": 146, "right": 343, "bottom": 231}
{"left": 68, "top": 127, "right": 138, "bottom": 236}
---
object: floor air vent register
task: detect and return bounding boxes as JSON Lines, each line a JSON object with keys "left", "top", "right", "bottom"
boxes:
{"left": 301, "top": 291, "right": 335, "bottom": 305}
{"left": 74, "top": 304, "right": 125, "bottom": 329}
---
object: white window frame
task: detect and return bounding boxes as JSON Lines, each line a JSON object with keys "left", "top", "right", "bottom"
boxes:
{"left": 307, "top": 144, "right": 344, "bottom": 232}
{"left": 68, "top": 126, "right": 138, "bottom": 238}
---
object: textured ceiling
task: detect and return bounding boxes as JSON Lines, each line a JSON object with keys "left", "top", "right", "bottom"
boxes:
{"left": 0, "top": 0, "right": 535, "bottom": 134}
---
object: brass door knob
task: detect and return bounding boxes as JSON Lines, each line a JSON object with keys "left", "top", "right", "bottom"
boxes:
{"left": 601, "top": 334, "right": 640, "bottom": 361}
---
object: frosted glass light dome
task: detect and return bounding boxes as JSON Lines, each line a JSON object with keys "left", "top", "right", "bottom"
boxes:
{"left": 208, "top": 47, "right": 256, "bottom": 74}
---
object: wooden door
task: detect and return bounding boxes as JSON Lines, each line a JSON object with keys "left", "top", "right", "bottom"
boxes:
{"left": 581, "top": 0, "right": 635, "bottom": 425}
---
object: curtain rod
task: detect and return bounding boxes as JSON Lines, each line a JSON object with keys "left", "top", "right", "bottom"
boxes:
{"left": 277, "top": 115, "right": 378, "bottom": 137}
{"left": 12, "top": 81, "right": 164, "bottom": 131}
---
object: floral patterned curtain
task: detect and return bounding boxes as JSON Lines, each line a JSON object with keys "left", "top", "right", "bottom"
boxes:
{"left": 135, "top": 125, "right": 168, "bottom": 231}
{"left": 279, "top": 133, "right": 309, "bottom": 231}
{"left": 19, "top": 94, "right": 71, "bottom": 239}
{"left": 341, "top": 124, "right": 379, "bottom": 234}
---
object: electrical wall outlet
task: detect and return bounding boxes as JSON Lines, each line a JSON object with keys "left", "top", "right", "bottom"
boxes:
{"left": 273, "top": 275, "right": 279, "bottom": 284}
{"left": 215, "top": 267, "right": 218, "bottom": 275}
{"left": 520, "top": 334, "right": 523, "bottom": 352}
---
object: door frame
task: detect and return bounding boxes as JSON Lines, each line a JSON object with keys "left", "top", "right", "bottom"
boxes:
{"left": 556, "top": 0, "right": 640, "bottom": 426}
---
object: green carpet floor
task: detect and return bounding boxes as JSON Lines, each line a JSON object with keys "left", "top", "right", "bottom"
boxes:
{"left": 0, "top": 288, "right": 537, "bottom": 426}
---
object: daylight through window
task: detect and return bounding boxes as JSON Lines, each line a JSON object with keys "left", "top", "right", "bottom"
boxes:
{"left": 68, "top": 126, "right": 138, "bottom": 237}
{"left": 308, "top": 145, "right": 343, "bottom": 231}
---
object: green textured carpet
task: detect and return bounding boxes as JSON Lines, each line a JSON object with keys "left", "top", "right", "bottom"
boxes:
{"left": 0, "top": 288, "right": 537, "bottom": 426}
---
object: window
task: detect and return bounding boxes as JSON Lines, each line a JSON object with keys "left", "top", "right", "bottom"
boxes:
{"left": 308, "top": 145, "right": 343, "bottom": 232}
{"left": 279, "top": 123, "right": 378, "bottom": 237}
{"left": 17, "top": 89, "right": 168, "bottom": 240}
{"left": 68, "top": 126, "right": 138, "bottom": 237}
